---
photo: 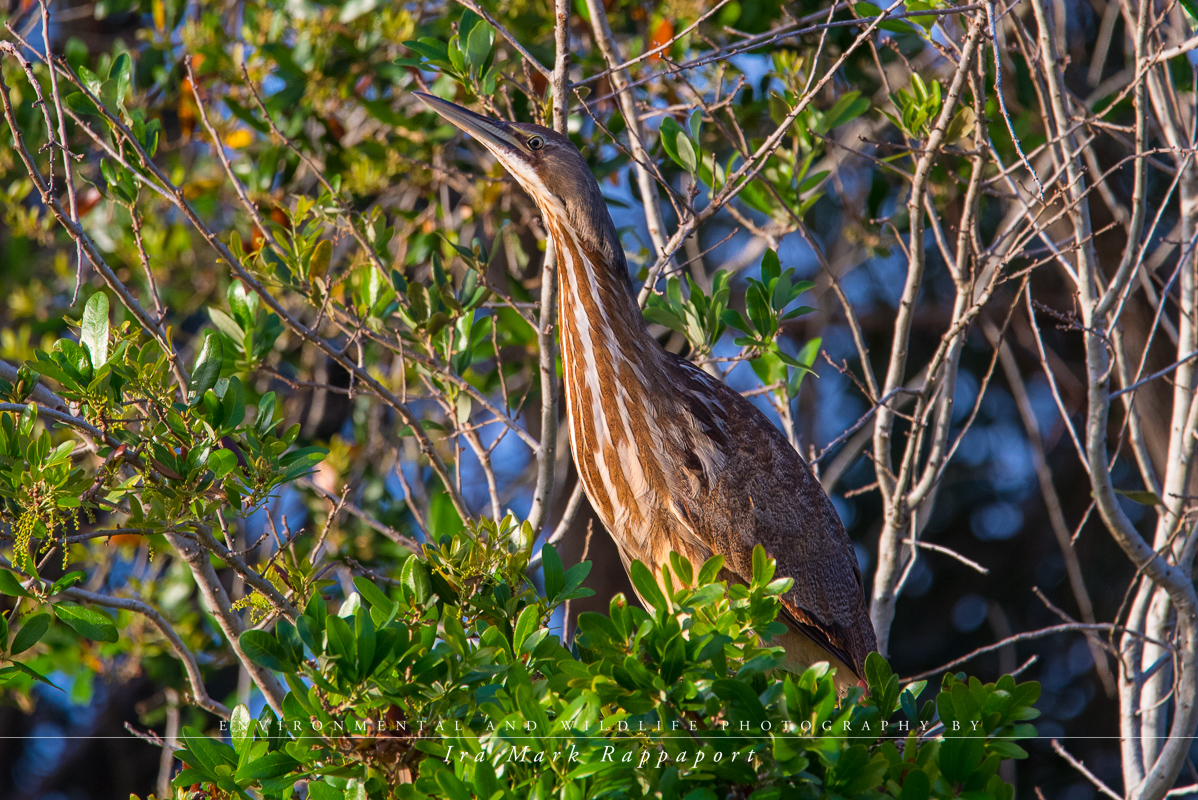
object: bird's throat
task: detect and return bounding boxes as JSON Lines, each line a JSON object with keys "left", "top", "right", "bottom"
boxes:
{"left": 549, "top": 223, "right": 646, "bottom": 354}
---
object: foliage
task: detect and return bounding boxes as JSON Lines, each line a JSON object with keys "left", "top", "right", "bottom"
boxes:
{"left": 165, "top": 540, "right": 1038, "bottom": 799}
{"left": 10, "top": 289, "right": 325, "bottom": 561}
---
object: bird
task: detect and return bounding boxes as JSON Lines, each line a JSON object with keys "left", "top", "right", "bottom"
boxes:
{"left": 416, "top": 93, "right": 877, "bottom": 693}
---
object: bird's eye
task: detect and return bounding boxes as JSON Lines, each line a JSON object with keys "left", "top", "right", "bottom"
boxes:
{"left": 527, "top": 135, "right": 545, "bottom": 151}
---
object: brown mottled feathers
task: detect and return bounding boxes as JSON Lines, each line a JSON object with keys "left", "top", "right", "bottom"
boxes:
{"left": 663, "top": 354, "right": 877, "bottom": 682}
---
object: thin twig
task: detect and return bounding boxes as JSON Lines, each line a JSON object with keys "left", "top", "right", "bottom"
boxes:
{"left": 1052, "top": 739, "right": 1124, "bottom": 800}
{"left": 903, "top": 622, "right": 1173, "bottom": 681}
{"left": 63, "top": 587, "right": 231, "bottom": 719}
{"left": 901, "top": 538, "right": 989, "bottom": 574}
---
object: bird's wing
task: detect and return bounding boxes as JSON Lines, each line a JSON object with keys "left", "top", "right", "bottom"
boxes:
{"left": 742, "top": 458, "right": 876, "bottom": 677}
{"left": 770, "top": 480, "right": 877, "bottom": 677}
{"left": 669, "top": 365, "right": 877, "bottom": 676}
{"left": 714, "top": 563, "right": 861, "bottom": 676}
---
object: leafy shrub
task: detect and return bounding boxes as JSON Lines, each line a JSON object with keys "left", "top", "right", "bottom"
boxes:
{"left": 162, "top": 528, "right": 1038, "bottom": 799}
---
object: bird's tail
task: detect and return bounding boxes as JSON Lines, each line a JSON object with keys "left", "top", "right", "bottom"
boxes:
{"left": 773, "top": 627, "right": 860, "bottom": 698}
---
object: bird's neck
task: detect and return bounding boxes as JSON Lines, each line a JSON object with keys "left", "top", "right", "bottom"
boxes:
{"left": 546, "top": 212, "right": 676, "bottom": 549}
{"left": 544, "top": 214, "right": 655, "bottom": 367}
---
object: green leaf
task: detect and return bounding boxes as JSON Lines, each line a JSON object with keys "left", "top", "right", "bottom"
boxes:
{"left": 513, "top": 604, "right": 539, "bottom": 654}
{"left": 864, "top": 651, "right": 893, "bottom": 690}
{"left": 354, "top": 606, "right": 376, "bottom": 677}
{"left": 0, "top": 570, "right": 32, "bottom": 598}
{"left": 939, "top": 735, "right": 985, "bottom": 782}
{"left": 448, "top": 38, "right": 465, "bottom": 74}
{"left": 668, "top": 551, "right": 694, "bottom": 586}
{"left": 188, "top": 333, "right": 223, "bottom": 405}
{"left": 7, "top": 661, "right": 62, "bottom": 689}
{"left": 676, "top": 131, "right": 698, "bottom": 174}
{"left": 352, "top": 577, "right": 394, "bottom": 613}
{"left": 562, "top": 559, "right": 593, "bottom": 599}
{"left": 256, "top": 391, "right": 278, "bottom": 434}
{"left": 687, "top": 108, "right": 702, "bottom": 142}
{"left": 458, "top": 7, "right": 483, "bottom": 38}
{"left": 110, "top": 53, "right": 132, "bottom": 107}
{"left": 276, "top": 620, "right": 304, "bottom": 666}
{"left": 760, "top": 249, "right": 781, "bottom": 283}
{"left": 230, "top": 704, "right": 252, "bottom": 754}
{"left": 50, "top": 572, "right": 86, "bottom": 595}
{"left": 738, "top": 179, "right": 777, "bottom": 215}
{"left": 541, "top": 543, "right": 565, "bottom": 601}
{"left": 988, "top": 740, "right": 1029, "bottom": 759}
{"left": 18, "top": 403, "right": 37, "bottom": 436}
{"left": 208, "top": 448, "right": 238, "bottom": 479}
{"left": 945, "top": 106, "right": 977, "bottom": 144}
{"left": 464, "top": 21, "right": 494, "bottom": 72}
{"left": 179, "top": 726, "right": 237, "bottom": 771}
{"left": 751, "top": 544, "right": 775, "bottom": 586}
{"left": 10, "top": 613, "right": 51, "bottom": 655}
{"left": 207, "top": 307, "right": 245, "bottom": 344}
{"left": 901, "top": 679, "right": 927, "bottom": 721}
{"left": 799, "top": 171, "right": 830, "bottom": 195}
{"left": 745, "top": 284, "right": 773, "bottom": 337}
{"left": 80, "top": 292, "right": 109, "bottom": 368}
{"left": 711, "top": 678, "right": 768, "bottom": 724}
{"left": 63, "top": 91, "right": 100, "bottom": 117}
{"left": 55, "top": 602, "right": 119, "bottom": 643}
{"left": 56, "top": 339, "right": 91, "bottom": 383}
{"left": 829, "top": 744, "right": 887, "bottom": 795}
{"left": 240, "top": 630, "right": 295, "bottom": 672}
{"left": 697, "top": 554, "right": 725, "bottom": 585}
{"left": 345, "top": 778, "right": 367, "bottom": 800}
{"left": 400, "top": 557, "right": 431, "bottom": 604}
{"left": 227, "top": 281, "right": 258, "bottom": 331}
{"left": 824, "top": 91, "right": 870, "bottom": 130}
{"left": 326, "top": 613, "right": 356, "bottom": 677}
{"left": 628, "top": 560, "right": 667, "bottom": 612}
{"left": 235, "top": 750, "right": 299, "bottom": 781}
{"left": 308, "top": 239, "right": 332, "bottom": 284}
{"left": 898, "top": 769, "right": 931, "bottom": 800}
{"left": 1114, "top": 488, "right": 1162, "bottom": 505}
{"left": 306, "top": 781, "right": 344, "bottom": 800}
{"left": 642, "top": 307, "right": 686, "bottom": 332}
{"left": 171, "top": 768, "right": 213, "bottom": 788}
{"left": 404, "top": 38, "right": 451, "bottom": 66}
{"left": 659, "top": 116, "right": 686, "bottom": 168}
{"left": 78, "top": 65, "right": 102, "bottom": 100}
{"left": 436, "top": 770, "right": 474, "bottom": 800}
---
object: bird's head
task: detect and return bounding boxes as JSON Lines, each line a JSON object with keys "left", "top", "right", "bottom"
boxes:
{"left": 416, "top": 93, "right": 625, "bottom": 274}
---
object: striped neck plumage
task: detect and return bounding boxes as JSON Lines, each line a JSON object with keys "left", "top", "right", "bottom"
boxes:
{"left": 544, "top": 212, "right": 649, "bottom": 356}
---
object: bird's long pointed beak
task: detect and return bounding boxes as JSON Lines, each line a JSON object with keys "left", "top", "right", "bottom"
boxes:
{"left": 415, "top": 92, "right": 523, "bottom": 154}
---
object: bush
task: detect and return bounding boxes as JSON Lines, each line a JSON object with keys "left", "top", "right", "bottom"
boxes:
{"left": 0, "top": 293, "right": 1037, "bottom": 797}
{"left": 164, "top": 528, "right": 1039, "bottom": 799}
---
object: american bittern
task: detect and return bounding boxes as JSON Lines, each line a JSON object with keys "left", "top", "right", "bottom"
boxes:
{"left": 417, "top": 94, "right": 877, "bottom": 692}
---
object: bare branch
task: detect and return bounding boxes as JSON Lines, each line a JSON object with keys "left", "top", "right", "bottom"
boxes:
{"left": 62, "top": 587, "right": 232, "bottom": 719}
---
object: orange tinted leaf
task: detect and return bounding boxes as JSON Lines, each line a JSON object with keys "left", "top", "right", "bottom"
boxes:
{"left": 224, "top": 129, "right": 253, "bottom": 148}
{"left": 650, "top": 19, "right": 675, "bottom": 61}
